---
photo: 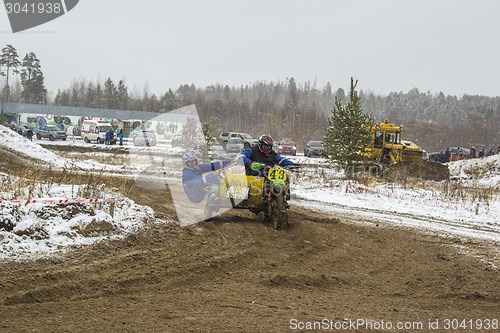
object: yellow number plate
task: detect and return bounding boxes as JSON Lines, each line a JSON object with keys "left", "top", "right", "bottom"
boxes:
{"left": 267, "top": 167, "right": 287, "bottom": 182}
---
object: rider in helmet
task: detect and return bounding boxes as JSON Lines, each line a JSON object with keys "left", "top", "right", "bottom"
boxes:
{"left": 239, "top": 134, "right": 297, "bottom": 201}
{"left": 181, "top": 151, "right": 232, "bottom": 204}
{"left": 239, "top": 134, "right": 295, "bottom": 175}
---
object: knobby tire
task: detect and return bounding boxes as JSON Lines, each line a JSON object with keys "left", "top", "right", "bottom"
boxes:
{"left": 271, "top": 193, "right": 285, "bottom": 230}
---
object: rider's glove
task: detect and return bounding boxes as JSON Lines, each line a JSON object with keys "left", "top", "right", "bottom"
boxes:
{"left": 250, "top": 162, "right": 265, "bottom": 171}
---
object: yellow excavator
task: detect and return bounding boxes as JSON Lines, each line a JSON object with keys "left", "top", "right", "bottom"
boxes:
{"left": 362, "top": 120, "right": 446, "bottom": 180}
{"left": 401, "top": 140, "right": 426, "bottom": 162}
{"left": 364, "top": 119, "right": 405, "bottom": 165}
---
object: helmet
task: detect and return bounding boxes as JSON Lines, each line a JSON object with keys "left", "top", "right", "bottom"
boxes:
{"left": 258, "top": 134, "right": 274, "bottom": 153}
{"left": 182, "top": 151, "right": 198, "bottom": 168}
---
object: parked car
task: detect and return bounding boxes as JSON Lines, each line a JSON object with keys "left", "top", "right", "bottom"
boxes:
{"left": 428, "top": 151, "right": 440, "bottom": 162}
{"left": 304, "top": 141, "right": 325, "bottom": 157}
{"left": 10, "top": 123, "right": 32, "bottom": 136}
{"left": 36, "top": 125, "right": 67, "bottom": 141}
{"left": 133, "top": 130, "right": 157, "bottom": 146}
{"left": 276, "top": 138, "right": 297, "bottom": 156}
{"left": 19, "top": 123, "right": 33, "bottom": 136}
{"left": 219, "top": 132, "right": 258, "bottom": 150}
{"left": 225, "top": 138, "right": 245, "bottom": 153}
{"left": 429, "top": 147, "right": 471, "bottom": 163}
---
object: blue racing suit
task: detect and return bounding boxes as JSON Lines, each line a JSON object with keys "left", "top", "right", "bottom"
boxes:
{"left": 239, "top": 145, "right": 294, "bottom": 175}
{"left": 182, "top": 160, "right": 232, "bottom": 203}
{"left": 239, "top": 146, "right": 295, "bottom": 200}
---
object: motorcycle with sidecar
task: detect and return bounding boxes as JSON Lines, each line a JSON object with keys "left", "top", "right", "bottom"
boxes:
{"left": 204, "top": 164, "right": 298, "bottom": 230}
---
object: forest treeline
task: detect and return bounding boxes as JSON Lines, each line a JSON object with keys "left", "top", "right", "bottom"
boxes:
{"left": 45, "top": 77, "right": 498, "bottom": 152}
{"left": 1, "top": 44, "right": 498, "bottom": 151}
{"left": 2, "top": 77, "right": 497, "bottom": 152}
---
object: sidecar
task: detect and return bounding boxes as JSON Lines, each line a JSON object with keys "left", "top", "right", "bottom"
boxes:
{"left": 204, "top": 165, "right": 291, "bottom": 229}
{"left": 219, "top": 173, "right": 266, "bottom": 210}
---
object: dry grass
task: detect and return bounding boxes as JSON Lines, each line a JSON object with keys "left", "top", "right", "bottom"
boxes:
{"left": 0, "top": 147, "right": 134, "bottom": 201}
{"left": 440, "top": 179, "right": 495, "bottom": 204}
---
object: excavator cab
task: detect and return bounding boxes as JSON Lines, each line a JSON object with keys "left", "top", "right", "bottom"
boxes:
{"left": 364, "top": 120, "right": 403, "bottom": 165}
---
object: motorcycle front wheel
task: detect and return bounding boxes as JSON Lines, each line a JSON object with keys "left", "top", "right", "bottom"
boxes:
{"left": 269, "top": 192, "right": 286, "bottom": 230}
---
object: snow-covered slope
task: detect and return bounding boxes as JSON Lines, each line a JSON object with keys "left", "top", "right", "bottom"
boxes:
{"left": 447, "top": 154, "right": 500, "bottom": 189}
{"left": 0, "top": 124, "right": 69, "bottom": 168}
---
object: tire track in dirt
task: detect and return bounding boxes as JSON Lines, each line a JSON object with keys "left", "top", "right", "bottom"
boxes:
{"left": 295, "top": 197, "right": 500, "bottom": 243}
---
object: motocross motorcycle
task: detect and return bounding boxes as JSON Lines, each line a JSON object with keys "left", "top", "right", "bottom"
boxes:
{"left": 204, "top": 164, "right": 298, "bottom": 230}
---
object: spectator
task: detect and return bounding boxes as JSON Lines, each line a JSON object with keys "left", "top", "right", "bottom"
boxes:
{"left": 105, "top": 130, "right": 111, "bottom": 145}
{"left": 497, "top": 146, "right": 500, "bottom": 155}
{"left": 118, "top": 129, "right": 123, "bottom": 146}
{"left": 444, "top": 147, "right": 451, "bottom": 162}
{"left": 470, "top": 146, "right": 476, "bottom": 158}
{"left": 26, "top": 128, "right": 34, "bottom": 141}
{"left": 108, "top": 129, "right": 115, "bottom": 145}
{"left": 486, "top": 148, "right": 495, "bottom": 157}
{"left": 478, "top": 148, "right": 485, "bottom": 158}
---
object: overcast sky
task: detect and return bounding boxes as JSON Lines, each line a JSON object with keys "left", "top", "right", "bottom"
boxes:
{"left": 1, "top": 0, "right": 500, "bottom": 98}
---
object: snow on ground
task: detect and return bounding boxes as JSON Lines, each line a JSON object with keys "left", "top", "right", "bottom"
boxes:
{"left": 293, "top": 183, "right": 499, "bottom": 242}
{"left": 0, "top": 125, "right": 158, "bottom": 261}
{"left": 289, "top": 155, "right": 499, "bottom": 243}
{"left": 0, "top": 125, "right": 183, "bottom": 174}
{"left": 0, "top": 173, "right": 155, "bottom": 261}
{"left": 0, "top": 124, "right": 69, "bottom": 169}
{"left": 447, "top": 154, "right": 500, "bottom": 189}
{"left": 0, "top": 124, "right": 499, "bottom": 261}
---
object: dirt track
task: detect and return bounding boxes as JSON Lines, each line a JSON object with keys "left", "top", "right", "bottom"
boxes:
{"left": 0, "top": 180, "right": 499, "bottom": 333}
{"left": 0, "top": 144, "right": 498, "bottom": 332}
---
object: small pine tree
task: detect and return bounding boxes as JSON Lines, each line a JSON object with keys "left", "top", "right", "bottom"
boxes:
{"left": 200, "top": 121, "right": 217, "bottom": 162}
{"left": 324, "top": 78, "right": 374, "bottom": 176}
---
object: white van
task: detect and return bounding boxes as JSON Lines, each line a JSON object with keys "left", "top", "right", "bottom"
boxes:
{"left": 81, "top": 120, "right": 114, "bottom": 143}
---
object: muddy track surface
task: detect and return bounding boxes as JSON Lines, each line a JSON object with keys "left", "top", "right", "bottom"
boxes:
{"left": 1, "top": 146, "right": 499, "bottom": 332}
{"left": 1, "top": 179, "right": 499, "bottom": 333}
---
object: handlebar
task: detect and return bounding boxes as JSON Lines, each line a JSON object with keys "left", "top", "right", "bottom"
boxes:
{"left": 284, "top": 164, "right": 301, "bottom": 171}
{"left": 262, "top": 164, "right": 301, "bottom": 173}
